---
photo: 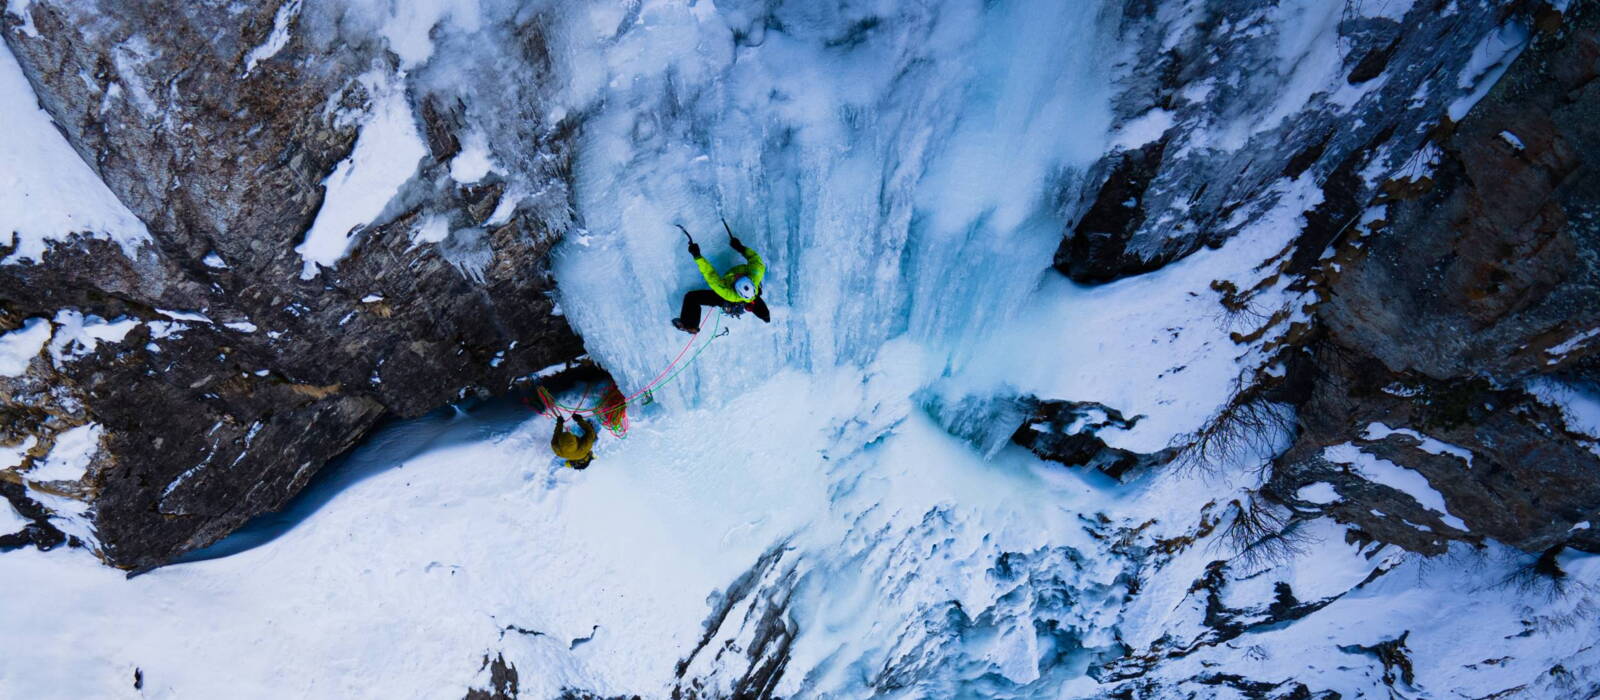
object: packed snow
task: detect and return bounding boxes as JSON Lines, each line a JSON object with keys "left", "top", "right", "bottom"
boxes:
{"left": 943, "top": 174, "right": 1320, "bottom": 455}
{"left": 24, "top": 423, "right": 101, "bottom": 484}
{"left": 1362, "top": 422, "right": 1475, "bottom": 465}
{"left": 295, "top": 71, "right": 428, "bottom": 278}
{"left": 1527, "top": 377, "right": 1600, "bottom": 457}
{"left": 1449, "top": 20, "right": 1531, "bottom": 121}
{"left": 1324, "top": 443, "right": 1469, "bottom": 531}
{"left": 0, "top": 41, "right": 150, "bottom": 265}
{"left": 1109, "top": 108, "right": 1175, "bottom": 150}
{"left": 410, "top": 213, "right": 452, "bottom": 246}
{"left": 241, "top": 0, "right": 303, "bottom": 76}
{"left": 0, "top": 317, "right": 52, "bottom": 376}
{"left": 3, "top": 0, "right": 39, "bottom": 37}
{"left": 0, "top": 363, "right": 1119, "bottom": 697}
{"left": 449, "top": 128, "right": 500, "bottom": 184}
{"left": 1296, "top": 482, "right": 1342, "bottom": 505}
{"left": 0, "top": 498, "right": 28, "bottom": 534}
{"left": 46, "top": 310, "right": 139, "bottom": 368}
{"left": 0, "top": 436, "right": 35, "bottom": 471}
{"left": 1547, "top": 327, "right": 1600, "bottom": 364}
{"left": 4, "top": 360, "right": 1593, "bottom": 697}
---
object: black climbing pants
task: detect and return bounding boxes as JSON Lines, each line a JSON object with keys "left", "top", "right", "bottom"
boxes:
{"left": 678, "top": 290, "right": 770, "bottom": 331}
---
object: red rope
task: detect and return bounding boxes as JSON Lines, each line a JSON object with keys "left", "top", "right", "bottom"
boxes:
{"left": 543, "top": 311, "right": 717, "bottom": 417}
{"left": 532, "top": 310, "right": 725, "bottom": 439}
{"left": 538, "top": 382, "right": 593, "bottom": 419}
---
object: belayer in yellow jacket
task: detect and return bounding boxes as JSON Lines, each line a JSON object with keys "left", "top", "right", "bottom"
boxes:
{"left": 672, "top": 219, "right": 770, "bottom": 334}
{"left": 551, "top": 414, "right": 597, "bottom": 469}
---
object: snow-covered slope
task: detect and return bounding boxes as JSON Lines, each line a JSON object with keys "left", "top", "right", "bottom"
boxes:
{"left": 4, "top": 357, "right": 1596, "bottom": 697}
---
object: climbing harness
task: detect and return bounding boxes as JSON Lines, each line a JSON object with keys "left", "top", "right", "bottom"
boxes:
{"left": 532, "top": 309, "right": 729, "bottom": 438}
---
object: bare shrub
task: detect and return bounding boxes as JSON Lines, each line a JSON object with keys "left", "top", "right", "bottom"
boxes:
{"left": 1212, "top": 492, "right": 1312, "bottom": 571}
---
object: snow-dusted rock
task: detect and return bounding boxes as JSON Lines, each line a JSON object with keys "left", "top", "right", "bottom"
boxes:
{"left": 0, "top": 0, "right": 581, "bottom": 569}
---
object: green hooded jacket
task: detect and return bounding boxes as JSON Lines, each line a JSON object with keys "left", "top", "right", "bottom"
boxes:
{"left": 696, "top": 245, "right": 766, "bottom": 303}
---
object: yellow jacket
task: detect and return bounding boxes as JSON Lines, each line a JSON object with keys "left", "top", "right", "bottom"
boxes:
{"left": 551, "top": 415, "right": 597, "bottom": 463}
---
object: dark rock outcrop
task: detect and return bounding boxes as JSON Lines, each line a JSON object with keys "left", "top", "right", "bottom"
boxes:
{"left": 673, "top": 544, "right": 798, "bottom": 700}
{"left": 1055, "top": 137, "right": 1174, "bottom": 283}
{"left": 0, "top": 1, "right": 582, "bottom": 569}
{"left": 464, "top": 653, "right": 520, "bottom": 700}
{"left": 1011, "top": 398, "right": 1178, "bottom": 480}
{"left": 1057, "top": 0, "right": 1527, "bottom": 284}
{"left": 1267, "top": 3, "right": 1600, "bottom": 554}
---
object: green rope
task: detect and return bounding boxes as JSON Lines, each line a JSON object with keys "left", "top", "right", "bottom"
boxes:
{"left": 541, "top": 309, "right": 727, "bottom": 428}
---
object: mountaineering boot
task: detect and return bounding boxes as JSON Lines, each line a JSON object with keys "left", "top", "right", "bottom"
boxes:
{"left": 672, "top": 317, "right": 698, "bottom": 334}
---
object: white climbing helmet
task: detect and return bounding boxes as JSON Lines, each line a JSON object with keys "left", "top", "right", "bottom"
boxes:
{"left": 734, "top": 275, "right": 756, "bottom": 300}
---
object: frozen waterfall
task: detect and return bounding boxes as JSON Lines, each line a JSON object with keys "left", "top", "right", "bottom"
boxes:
{"left": 546, "top": 1, "right": 1117, "bottom": 405}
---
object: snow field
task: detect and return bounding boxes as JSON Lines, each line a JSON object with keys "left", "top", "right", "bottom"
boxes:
{"left": 0, "top": 357, "right": 1133, "bottom": 698}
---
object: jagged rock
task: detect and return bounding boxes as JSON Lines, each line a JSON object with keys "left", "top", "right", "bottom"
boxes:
{"left": 1055, "top": 137, "right": 1175, "bottom": 283}
{"left": 1056, "top": 0, "right": 1523, "bottom": 284}
{"left": 1011, "top": 398, "right": 1178, "bottom": 480}
{"left": 0, "top": 478, "right": 66, "bottom": 551}
{"left": 1268, "top": 5, "right": 1600, "bottom": 555}
{"left": 673, "top": 544, "right": 798, "bottom": 700}
{"left": 1098, "top": 560, "right": 1372, "bottom": 684}
{"left": 0, "top": 0, "right": 582, "bottom": 569}
{"left": 1273, "top": 346, "right": 1600, "bottom": 555}
{"left": 1339, "top": 630, "right": 1416, "bottom": 690}
{"left": 1322, "top": 7, "right": 1600, "bottom": 380}
{"left": 464, "top": 653, "right": 520, "bottom": 700}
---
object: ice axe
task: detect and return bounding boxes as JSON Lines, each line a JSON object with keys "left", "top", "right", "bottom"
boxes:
{"left": 675, "top": 223, "right": 702, "bottom": 257}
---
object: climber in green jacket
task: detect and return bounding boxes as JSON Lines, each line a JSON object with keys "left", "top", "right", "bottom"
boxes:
{"left": 672, "top": 219, "right": 770, "bottom": 334}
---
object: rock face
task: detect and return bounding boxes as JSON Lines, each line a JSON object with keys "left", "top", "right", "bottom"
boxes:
{"left": 1268, "top": 2, "right": 1600, "bottom": 556}
{"left": 0, "top": 0, "right": 582, "bottom": 569}
{"left": 672, "top": 545, "right": 798, "bottom": 700}
{"left": 1055, "top": 0, "right": 1524, "bottom": 284}
{"left": 1043, "top": 0, "right": 1600, "bottom": 560}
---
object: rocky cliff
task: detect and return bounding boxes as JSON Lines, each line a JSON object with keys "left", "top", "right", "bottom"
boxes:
{"left": 1268, "top": 0, "right": 1600, "bottom": 558}
{"left": 0, "top": 0, "right": 582, "bottom": 570}
{"left": 1035, "top": 0, "right": 1600, "bottom": 562}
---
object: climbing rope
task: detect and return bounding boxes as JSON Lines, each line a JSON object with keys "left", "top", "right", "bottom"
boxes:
{"left": 533, "top": 309, "right": 729, "bottom": 438}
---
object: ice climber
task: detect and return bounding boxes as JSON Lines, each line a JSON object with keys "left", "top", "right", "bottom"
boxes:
{"left": 550, "top": 413, "right": 597, "bottom": 469}
{"left": 672, "top": 220, "right": 770, "bottom": 334}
